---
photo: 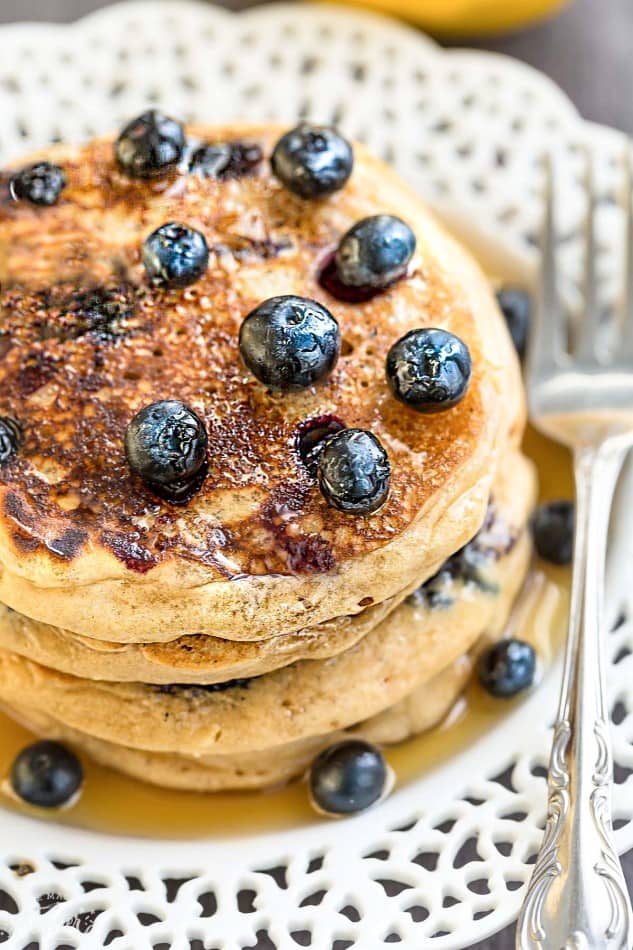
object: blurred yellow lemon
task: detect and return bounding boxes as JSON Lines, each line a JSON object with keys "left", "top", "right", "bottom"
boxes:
{"left": 337, "top": 0, "right": 571, "bottom": 36}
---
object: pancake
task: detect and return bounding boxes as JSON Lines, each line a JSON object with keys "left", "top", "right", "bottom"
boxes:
{"left": 0, "top": 584, "right": 410, "bottom": 684}
{"left": 0, "top": 122, "right": 524, "bottom": 642}
{"left": 0, "top": 452, "right": 533, "bottom": 758}
{"left": 0, "top": 451, "right": 530, "bottom": 683}
{"left": 4, "top": 653, "right": 474, "bottom": 792}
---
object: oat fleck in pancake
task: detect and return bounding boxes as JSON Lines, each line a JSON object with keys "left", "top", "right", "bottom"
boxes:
{"left": 0, "top": 124, "right": 523, "bottom": 642}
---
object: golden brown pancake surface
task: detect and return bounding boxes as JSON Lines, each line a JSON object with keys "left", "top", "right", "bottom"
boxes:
{"left": 1, "top": 127, "right": 487, "bottom": 569}
{"left": 0, "top": 124, "right": 522, "bottom": 641}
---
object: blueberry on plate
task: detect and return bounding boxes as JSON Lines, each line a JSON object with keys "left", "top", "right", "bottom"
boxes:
{"left": 10, "top": 162, "right": 66, "bottom": 206}
{"left": 496, "top": 287, "right": 531, "bottom": 360}
{"left": 239, "top": 295, "right": 340, "bottom": 391}
{"left": 478, "top": 638, "right": 537, "bottom": 698}
{"left": 309, "top": 740, "right": 389, "bottom": 816}
{"left": 386, "top": 327, "right": 472, "bottom": 413}
{"left": 335, "top": 215, "right": 416, "bottom": 290}
{"left": 189, "top": 141, "right": 262, "bottom": 179}
{"left": 318, "top": 428, "right": 390, "bottom": 515}
{"left": 115, "top": 110, "right": 185, "bottom": 179}
{"left": 271, "top": 124, "right": 353, "bottom": 199}
{"left": 142, "top": 222, "right": 209, "bottom": 288}
{"left": 125, "top": 400, "right": 208, "bottom": 501}
{"left": 297, "top": 415, "right": 346, "bottom": 479}
{"left": 0, "top": 417, "right": 23, "bottom": 465}
{"left": 531, "top": 500, "right": 574, "bottom": 565}
{"left": 11, "top": 740, "right": 83, "bottom": 808}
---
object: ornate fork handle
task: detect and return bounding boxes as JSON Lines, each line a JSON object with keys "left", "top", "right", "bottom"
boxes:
{"left": 517, "top": 439, "right": 633, "bottom": 950}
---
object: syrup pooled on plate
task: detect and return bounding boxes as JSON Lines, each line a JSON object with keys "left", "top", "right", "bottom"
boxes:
{"left": 0, "top": 427, "right": 571, "bottom": 839}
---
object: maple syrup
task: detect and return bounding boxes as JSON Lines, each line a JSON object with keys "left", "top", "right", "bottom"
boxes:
{"left": 0, "top": 427, "right": 572, "bottom": 839}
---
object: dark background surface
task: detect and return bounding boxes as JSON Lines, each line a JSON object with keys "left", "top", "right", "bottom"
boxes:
{"left": 0, "top": 0, "right": 630, "bottom": 947}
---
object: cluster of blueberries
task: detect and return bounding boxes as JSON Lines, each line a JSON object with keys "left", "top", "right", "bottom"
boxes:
{"left": 117, "top": 113, "right": 472, "bottom": 516}
{"left": 7, "top": 109, "right": 474, "bottom": 516}
{"left": 1, "top": 111, "right": 574, "bottom": 817}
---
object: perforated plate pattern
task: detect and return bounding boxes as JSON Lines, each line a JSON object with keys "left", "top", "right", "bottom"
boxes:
{"left": 0, "top": 4, "right": 632, "bottom": 948}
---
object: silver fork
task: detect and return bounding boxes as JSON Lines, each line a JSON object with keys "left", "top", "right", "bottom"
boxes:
{"left": 516, "top": 152, "right": 633, "bottom": 949}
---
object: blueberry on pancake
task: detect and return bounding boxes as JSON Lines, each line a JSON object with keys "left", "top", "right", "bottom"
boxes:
{"left": 317, "top": 428, "right": 390, "bottom": 514}
{"left": 386, "top": 328, "right": 472, "bottom": 413}
{"left": 115, "top": 109, "right": 185, "bottom": 179}
{"left": 272, "top": 123, "right": 353, "bottom": 198}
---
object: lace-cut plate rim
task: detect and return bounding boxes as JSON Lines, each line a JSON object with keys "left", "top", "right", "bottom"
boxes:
{"left": 1, "top": 3, "right": 633, "bottom": 948}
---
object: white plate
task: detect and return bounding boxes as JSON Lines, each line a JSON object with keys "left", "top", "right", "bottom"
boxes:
{"left": 1, "top": 3, "right": 633, "bottom": 948}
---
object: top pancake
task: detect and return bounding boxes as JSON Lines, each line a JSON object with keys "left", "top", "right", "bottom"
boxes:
{"left": 0, "top": 123, "right": 524, "bottom": 640}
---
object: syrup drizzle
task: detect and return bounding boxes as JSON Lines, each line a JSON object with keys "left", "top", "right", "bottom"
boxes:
{"left": 0, "top": 427, "right": 572, "bottom": 839}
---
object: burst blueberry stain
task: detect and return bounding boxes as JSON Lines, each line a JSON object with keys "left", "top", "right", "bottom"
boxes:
{"left": 10, "top": 162, "right": 66, "bottom": 206}
{"left": 239, "top": 295, "right": 340, "bottom": 391}
{"left": 271, "top": 124, "right": 353, "bottom": 198}
{"left": 285, "top": 533, "right": 335, "bottom": 574}
{"left": 101, "top": 531, "right": 159, "bottom": 573}
{"left": 125, "top": 400, "right": 209, "bottom": 503}
{"left": 0, "top": 417, "right": 23, "bottom": 464}
{"left": 386, "top": 328, "right": 472, "bottom": 413}
{"left": 142, "top": 222, "right": 209, "bottom": 288}
{"left": 297, "top": 415, "right": 346, "bottom": 478}
{"left": 319, "top": 254, "right": 383, "bottom": 303}
{"left": 188, "top": 141, "right": 263, "bottom": 179}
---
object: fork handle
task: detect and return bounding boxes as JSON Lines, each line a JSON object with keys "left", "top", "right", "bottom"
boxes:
{"left": 517, "top": 441, "right": 633, "bottom": 950}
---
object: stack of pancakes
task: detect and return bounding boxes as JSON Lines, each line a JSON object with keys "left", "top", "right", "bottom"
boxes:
{"left": 0, "top": 124, "right": 535, "bottom": 791}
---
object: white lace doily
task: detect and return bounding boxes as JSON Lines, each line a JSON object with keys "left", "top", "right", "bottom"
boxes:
{"left": 1, "top": 3, "right": 633, "bottom": 949}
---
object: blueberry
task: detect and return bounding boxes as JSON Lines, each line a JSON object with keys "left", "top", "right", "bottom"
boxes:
{"left": 125, "top": 400, "right": 208, "bottom": 500}
{"left": 239, "top": 295, "right": 340, "bottom": 391}
{"left": 297, "top": 415, "right": 346, "bottom": 478}
{"left": 335, "top": 215, "right": 416, "bottom": 290}
{"left": 142, "top": 222, "right": 209, "bottom": 288}
{"left": 478, "top": 639, "right": 537, "bottom": 698}
{"left": 531, "top": 500, "right": 574, "bottom": 565}
{"left": 0, "top": 417, "right": 22, "bottom": 464}
{"left": 10, "top": 162, "right": 65, "bottom": 206}
{"left": 496, "top": 288, "right": 531, "bottom": 360}
{"left": 318, "top": 428, "right": 390, "bottom": 515}
{"left": 189, "top": 141, "right": 262, "bottom": 179}
{"left": 11, "top": 740, "right": 83, "bottom": 808}
{"left": 386, "top": 328, "right": 472, "bottom": 413}
{"left": 115, "top": 110, "right": 185, "bottom": 179}
{"left": 271, "top": 124, "right": 353, "bottom": 199}
{"left": 309, "top": 740, "right": 388, "bottom": 816}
